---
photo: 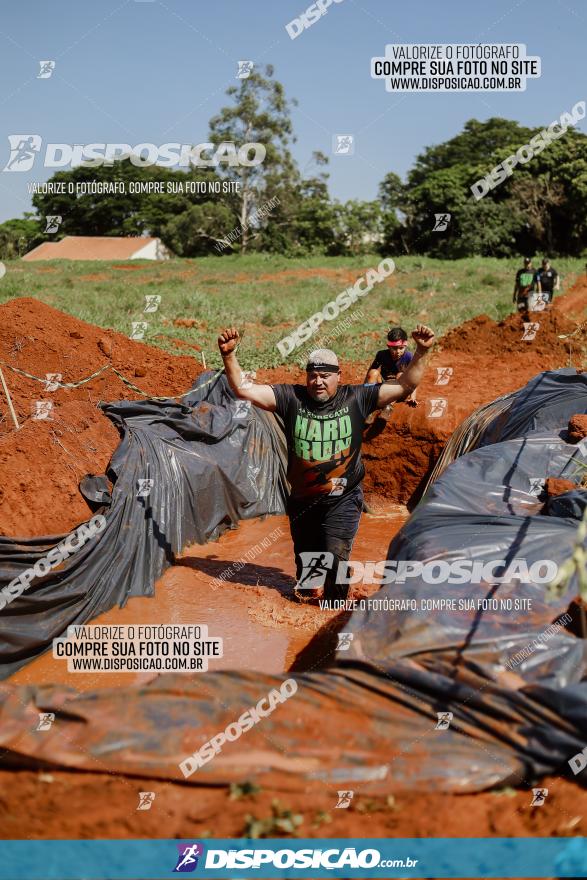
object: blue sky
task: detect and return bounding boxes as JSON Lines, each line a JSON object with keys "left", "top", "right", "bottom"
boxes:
{"left": 0, "top": 0, "right": 585, "bottom": 222}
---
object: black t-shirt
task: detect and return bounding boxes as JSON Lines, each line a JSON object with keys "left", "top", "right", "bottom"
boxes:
{"left": 535, "top": 267, "right": 558, "bottom": 292}
{"left": 515, "top": 268, "right": 535, "bottom": 293}
{"left": 368, "top": 349, "right": 413, "bottom": 381}
{"left": 272, "top": 383, "right": 380, "bottom": 500}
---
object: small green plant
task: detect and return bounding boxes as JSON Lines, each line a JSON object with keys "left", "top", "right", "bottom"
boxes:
{"left": 356, "top": 796, "right": 397, "bottom": 814}
{"left": 229, "top": 780, "right": 261, "bottom": 800}
{"left": 546, "top": 506, "right": 587, "bottom": 604}
{"left": 243, "top": 799, "right": 303, "bottom": 839}
{"left": 311, "top": 810, "right": 332, "bottom": 829}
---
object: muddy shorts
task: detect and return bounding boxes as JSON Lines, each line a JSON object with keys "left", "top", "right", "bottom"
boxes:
{"left": 287, "top": 484, "right": 363, "bottom": 601}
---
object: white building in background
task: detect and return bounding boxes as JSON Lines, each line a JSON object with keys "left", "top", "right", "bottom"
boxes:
{"left": 23, "top": 235, "right": 171, "bottom": 261}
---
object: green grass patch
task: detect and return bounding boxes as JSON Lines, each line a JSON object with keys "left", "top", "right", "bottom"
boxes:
{"left": 1, "top": 254, "right": 583, "bottom": 371}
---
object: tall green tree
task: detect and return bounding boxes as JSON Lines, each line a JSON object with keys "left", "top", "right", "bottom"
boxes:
{"left": 0, "top": 216, "right": 43, "bottom": 259}
{"left": 30, "top": 161, "right": 219, "bottom": 240}
{"left": 331, "top": 200, "right": 383, "bottom": 255}
{"left": 392, "top": 117, "right": 587, "bottom": 257}
{"left": 162, "top": 202, "right": 236, "bottom": 256}
{"left": 378, "top": 171, "right": 404, "bottom": 253}
{"left": 208, "top": 64, "right": 299, "bottom": 253}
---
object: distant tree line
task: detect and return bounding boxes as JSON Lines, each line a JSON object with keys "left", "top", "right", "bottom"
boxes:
{"left": 2, "top": 65, "right": 586, "bottom": 260}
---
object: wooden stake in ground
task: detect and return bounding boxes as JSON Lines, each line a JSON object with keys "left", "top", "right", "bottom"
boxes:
{"left": 0, "top": 367, "right": 20, "bottom": 430}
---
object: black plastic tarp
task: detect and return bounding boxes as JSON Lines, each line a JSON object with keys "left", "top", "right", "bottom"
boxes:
{"left": 0, "top": 372, "right": 288, "bottom": 678}
{"left": 0, "top": 369, "right": 587, "bottom": 792}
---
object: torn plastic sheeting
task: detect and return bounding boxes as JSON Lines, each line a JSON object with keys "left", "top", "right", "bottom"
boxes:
{"left": 546, "top": 489, "right": 587, "bottom": 519}
{"left": 0, "top": 372, "right": 288, "bottom": 678}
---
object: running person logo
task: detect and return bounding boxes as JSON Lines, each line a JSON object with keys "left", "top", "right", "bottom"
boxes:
{"left": 433, "top": 213, "right": 451, "bottom": 231}
{"left": 335, "top": 790, "right": 354, "bottom": 808}
{"left": 130, "top": 321, "right": 148, "bottom": 340}
{"left": 297, "top": 551, "right": 334, "bottom": 589}
{"left": 435, "top": 711, "right": 453, "bottom": 730}
{"left": 44, "top": 373, "right": 62, "bottom": 392}
{"left": 3, "top": 135, "right": 42, "bottom": 172}
{"left": 233, "top": 400, "right": 251, "bottom": 419}
{"left": 434, "top": 367, "right": 453, "bottom": 385}
{"left": 144, "top": 294, "right": 161, "bottom": 313}
{"left": 44, "top": 215, "right": 62, "bottom": 233}
{"left": 427, "top": 398, "right": 448, "bottom": 418}
{"left": 522, "top": 322, "right": 540, "bottom": 341}
{"left": 329, "top": 477, "right": 347, "bottom": 496}
{"left": 336, "top": 632, "right": 353, "bottom": 650}
{"left": 173, "top": 843, "right": 205, "bottom": 873}
{"left": 333, "top": 134, "right": 354, "bottom": 155}
{"left": 36, "top": 712, "right": 55, "bottom": 731}
{"left": 239, "top": 370, "right": 256, "bottom": 390}
{"left": 137, "top": 478, "right": 154, "bottom": 498}
{"left": 32, "top": 401, "right": 53, "bottom": 420}
{"left": 37, "top": 60, "right": 55, "bottom": 78}
{"left": 528, "top": 477, "right": 544, "bottom": 496}
{"left": 237, "top": 60, "right": 254, "bottom": 78}
{"left": 531, "top": 788, "right": 548, "bottom": 806}
{"left": 136, "top": 792, "right": 156, "bottom": 811}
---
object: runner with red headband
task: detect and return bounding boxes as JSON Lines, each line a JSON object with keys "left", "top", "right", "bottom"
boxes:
{"left": 364, "top": 327, "right": 418, "bottom": 424}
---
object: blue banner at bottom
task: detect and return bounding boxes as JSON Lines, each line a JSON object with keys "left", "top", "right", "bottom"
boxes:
{"left": 0, "top": 838, "right": 586, "bottom": 879}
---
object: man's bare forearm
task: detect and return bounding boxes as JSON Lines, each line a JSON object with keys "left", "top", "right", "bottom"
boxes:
{"left": 400, "top": 348, "right": 430, "bottom": 393}
{"left": 221, "top": 351, "right": 245, "bottom": 397}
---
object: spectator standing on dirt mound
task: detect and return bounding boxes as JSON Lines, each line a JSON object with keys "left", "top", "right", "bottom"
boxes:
{"left": 513, "top": 257, "right": 536, "bottom": 314}
{"left": 535, "top": 257, "right": 560, "bottom": 307}
{"left": 364, "top": 327, "right": 418, "bottom": 426}
{"left": 217, "top": 325, "right": 435, "bottom": 603}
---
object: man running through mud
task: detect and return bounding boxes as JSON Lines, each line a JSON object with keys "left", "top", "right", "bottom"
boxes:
{"left": 217, "top": 324, "right": 435, "bottom": 602}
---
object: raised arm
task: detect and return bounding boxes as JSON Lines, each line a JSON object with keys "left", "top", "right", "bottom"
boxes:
{"left": 376, "top": 325, "right": 435, "bottom": 407}
{"left": 218, "top": 327, "right": 277, "bottom": 412}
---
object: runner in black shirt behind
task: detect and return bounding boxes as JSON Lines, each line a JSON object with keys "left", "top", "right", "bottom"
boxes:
{"left": 218, "top": 324, "right": 435, "bottom": 603}
{"left": 365, "top": 326, "right": 417, "bottom": 424}
{"left": 535, "top": 257, "right": 560, "bottom": 307}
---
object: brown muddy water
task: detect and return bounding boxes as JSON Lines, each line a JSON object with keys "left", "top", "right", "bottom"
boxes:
{"left": 9, "top": 506, "right": 408, "bottom": 691}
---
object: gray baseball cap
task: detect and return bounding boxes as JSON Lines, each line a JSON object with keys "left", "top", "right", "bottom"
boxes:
{"left": 306, "top": 348, "right": 340, "bottom": 372}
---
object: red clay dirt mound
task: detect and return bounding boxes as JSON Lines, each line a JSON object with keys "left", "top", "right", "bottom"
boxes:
{"left": 440, "top": 306, "right": 585, "bottom": 358}
{"left": 0, "top": 297, "right": 200, "bottom": 537}
{"left": 0, "top": 280, "right": 586, "bottom": 535}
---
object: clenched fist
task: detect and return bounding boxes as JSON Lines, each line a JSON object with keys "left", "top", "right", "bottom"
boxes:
{"left": 412, "top": 324, "right": 435, "bottom": 352}
{"left": 218, "top": 327, "right": 240, "bottom": 357}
